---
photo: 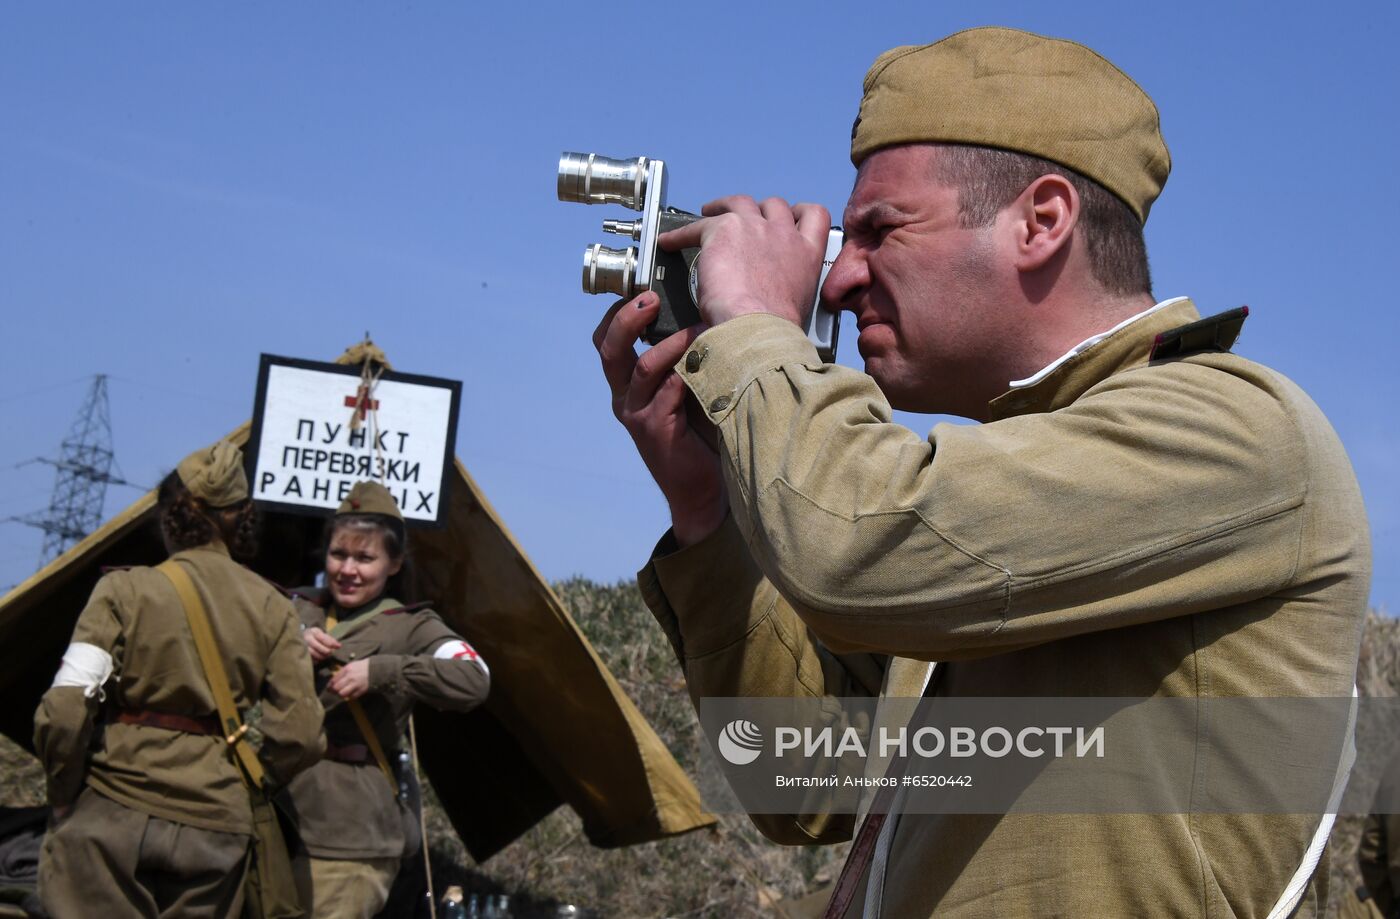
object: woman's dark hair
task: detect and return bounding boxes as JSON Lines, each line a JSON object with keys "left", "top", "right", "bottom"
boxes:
{"left": 321, "top": 513, "right": 415, "bottom": 603}
{"left": 157, "top": 471, "right": 259, "bottom": 560}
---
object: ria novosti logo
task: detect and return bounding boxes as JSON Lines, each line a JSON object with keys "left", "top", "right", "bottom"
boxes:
{"left": 717, "top": 719, "right": 764, "bottom": 765}
{"left": 716, "top": 720, "right": 1106, "bottom": 767}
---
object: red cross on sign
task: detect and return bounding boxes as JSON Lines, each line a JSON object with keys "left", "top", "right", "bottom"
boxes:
{"left": 344, "top": 391, "right": 379, "bottom": 412}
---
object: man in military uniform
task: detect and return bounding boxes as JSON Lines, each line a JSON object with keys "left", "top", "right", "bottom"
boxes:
{"left": 593, "top": 27, "right": 1371, "bottom": 918}
{"left": 34, "top": 441, "right": 325, "bottom": 919}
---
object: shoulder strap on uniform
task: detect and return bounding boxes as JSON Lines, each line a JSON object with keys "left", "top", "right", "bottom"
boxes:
{"left": 1150, "top": 305, "right": 1249, "bottom": 360}
{"left": 326, "top": 597, "right": 406, "bottom": 642}
{"left": 344, "top": 698, "right": 397, "bottom": 791}
{"left": 288, "top": 586, "right": 330, "bottom": 607}
{"left": 156, "top": 560, "right": 266, "bottom": 790}
{"left": 322, "top": 606, "right": 398, "bottom": 791}
{"left": 383, "top": 601, "right": 432, "bottom": 616}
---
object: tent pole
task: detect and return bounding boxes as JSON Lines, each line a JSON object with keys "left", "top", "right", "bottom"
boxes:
{"left": 409, "top": 713, "right": 437, "bottom": 919}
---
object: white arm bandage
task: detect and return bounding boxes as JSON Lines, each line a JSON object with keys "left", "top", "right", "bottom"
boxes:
{"left": 51, "top": 642, "right": 114, "bottom": 699}
{"left": 433, "top": 639, "right": 489, "bottom": 678}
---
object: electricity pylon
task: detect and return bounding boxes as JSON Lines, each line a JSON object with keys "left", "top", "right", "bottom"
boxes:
{"left": 7, "top": 375, "right": 142, "bottom": 566}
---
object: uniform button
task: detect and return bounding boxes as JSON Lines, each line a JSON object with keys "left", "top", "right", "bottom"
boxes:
{"left": 685, "top": 349, "right": 705, "bottom": 373}
{"left": 709, "top": 395, "right": 731, "bottom": 413}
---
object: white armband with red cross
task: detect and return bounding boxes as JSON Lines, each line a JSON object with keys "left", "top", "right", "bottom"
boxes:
{"left": 433, "top": 639, "right": 488, "bottom": 677}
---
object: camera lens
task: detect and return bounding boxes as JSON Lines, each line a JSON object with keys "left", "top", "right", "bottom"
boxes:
{"left": 582, "top": 244, "right": 637, "bottom": 297}
{"left": 558, "top": 152, "right": 649, "bottom": 209}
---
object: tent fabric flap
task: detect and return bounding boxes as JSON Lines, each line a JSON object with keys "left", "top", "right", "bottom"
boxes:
{"left": 0, "top": 423, "right": 714, "bottom": 858}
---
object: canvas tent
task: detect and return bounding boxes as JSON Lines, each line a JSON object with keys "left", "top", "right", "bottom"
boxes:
{"left": 0, "top": 421, "right": 713, "bottom": 861}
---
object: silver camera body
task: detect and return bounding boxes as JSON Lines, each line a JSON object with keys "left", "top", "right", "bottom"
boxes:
{"left": 558, "top": 152, "right": 841, "bottom": 362}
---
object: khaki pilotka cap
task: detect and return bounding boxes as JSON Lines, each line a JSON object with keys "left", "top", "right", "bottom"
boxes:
{"left": 336, "top": 480, "right": 404, "bottom": 522}
{"left": 175, "top": 441, "right": 248, "bottom": 508}
{"left": 850, "top": 27, "right": 1171, "bottom": 222}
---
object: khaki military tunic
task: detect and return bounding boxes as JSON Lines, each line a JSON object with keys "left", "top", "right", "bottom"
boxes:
{"left": 33, "top": 542, "right": 326, "bottom": 918}
{"left": 34, "top": 543, "right": 325, "bottom": 830}
{"left": 283, "top": 589, "right": 489, "bottom": 861}
{"left": 640, "top": 300, "right": 1371, "bottom": 918}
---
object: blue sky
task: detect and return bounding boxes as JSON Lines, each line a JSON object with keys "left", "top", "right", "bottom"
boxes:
{"left": 2, "top": 2, "right": 1396, "bottom": 608}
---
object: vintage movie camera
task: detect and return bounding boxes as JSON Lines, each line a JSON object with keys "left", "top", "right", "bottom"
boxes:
{"left": 557, "top": 152, "right": 842, "bottom": 362}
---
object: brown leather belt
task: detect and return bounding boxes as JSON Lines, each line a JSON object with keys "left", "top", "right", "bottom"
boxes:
{"left": 325, "top": 743, "right": 374, "bottom": 765}
{"left": 116, "top": 709, "right": 220, "bottom": 736}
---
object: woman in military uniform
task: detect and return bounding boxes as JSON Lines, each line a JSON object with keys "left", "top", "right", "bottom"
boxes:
{"left": 33, "top": 441, "right": 326, "bottom": 919}
{"left": 283, "top": 480, "right": 489, "bottom": 919}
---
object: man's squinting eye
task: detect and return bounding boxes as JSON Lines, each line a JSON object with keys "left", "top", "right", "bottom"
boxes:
{"left": 850, "top": 217, "right": 897, "bottom": 245}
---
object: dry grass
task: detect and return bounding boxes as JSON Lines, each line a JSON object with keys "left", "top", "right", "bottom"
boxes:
{"left": 0, "top": 735, "right": 45, "bottom": 809}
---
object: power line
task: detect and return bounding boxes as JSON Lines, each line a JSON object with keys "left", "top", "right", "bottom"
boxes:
{"left": 0, "top": 374, "right": 91, "bottom": 407}
{"left": 4, "top": 374, "right": 145, "bottom": 566}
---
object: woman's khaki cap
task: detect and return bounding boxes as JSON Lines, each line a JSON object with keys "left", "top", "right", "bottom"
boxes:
{"left": 175, "top": 441, "right": 249, "bottom": 508}
{"left": 850, "top": 27, "right": 1171, "bottom": 223}
{"left": 336, "top": 480, "right": 404, "bottom": 522}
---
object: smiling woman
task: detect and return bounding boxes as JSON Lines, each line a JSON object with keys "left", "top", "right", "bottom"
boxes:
{"left": 282, "top": 481, "right": 490, "bottom": 919}
{"left": 325, "top": 519, "right": 404, "bottom": 612}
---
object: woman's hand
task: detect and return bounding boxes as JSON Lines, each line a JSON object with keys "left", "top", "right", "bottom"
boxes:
{"left": 328, "top": 660, "right": 371, "bottom": 701}
{"left": 303, "top": 626, "right": 341, "bottom": 662}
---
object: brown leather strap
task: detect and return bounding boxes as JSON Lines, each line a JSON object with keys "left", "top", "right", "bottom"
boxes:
{"left": 822, "top": 791, "right": 894, "bottom": 919}
{"left": 116, "top": 709, "right": 220, "bottom": 736}
{"left": 157, "top": 560, "right": 266, "bottom": 790}
{"left": 343, "top": 698, "right": 397, "bottom": 789}
{"left": 823, "top": 665, "right": 946, "bottom": 919}
{"left": 324, "top": 612, "right": 398, "bottom": 791}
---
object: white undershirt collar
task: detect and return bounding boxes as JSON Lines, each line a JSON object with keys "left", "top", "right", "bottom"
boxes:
{"left": 1008, "top": 296, "right": 1189, "bottom": 390}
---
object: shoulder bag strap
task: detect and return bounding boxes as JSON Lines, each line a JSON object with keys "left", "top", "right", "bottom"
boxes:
{"left": 824, "top": 663, "right": 942, "bottom": 919}
{"left": 324, "top": 612, "right": 397, "bottom": 791}
{"left": 325, "top": 598, "right": 403, "bottom": 643}
{"left": 157, "top": 560, "right": 266, "bottom": 790}
{"left": 345, "top": 700, "right": 397, "bottom": 791}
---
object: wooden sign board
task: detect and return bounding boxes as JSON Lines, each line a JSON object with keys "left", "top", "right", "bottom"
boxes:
{"left": 247, "top": 355, "right": 461, "bottom": 526}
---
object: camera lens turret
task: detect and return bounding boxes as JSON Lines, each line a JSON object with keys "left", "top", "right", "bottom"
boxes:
{"left": 582, "top": 244, "right": 638, "bottom": 298}
{"left": 558, "top": 153, "right": 650, "bottom": 210}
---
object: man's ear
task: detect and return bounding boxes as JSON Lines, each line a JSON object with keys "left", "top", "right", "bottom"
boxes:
{"left": 1008, "top": 174, "right": 1079, "bottom": 273}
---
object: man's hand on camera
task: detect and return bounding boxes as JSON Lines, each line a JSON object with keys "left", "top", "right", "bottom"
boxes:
{"left": 595, "top": 291, "right": 728, "bottom": 547}
{"left": 660, "top": 196, "right": 830, "bottom": 327}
